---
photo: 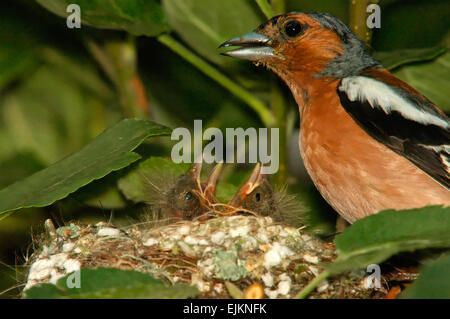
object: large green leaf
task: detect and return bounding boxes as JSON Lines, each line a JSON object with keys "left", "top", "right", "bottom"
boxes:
{"left": 326, "top": 206, "right": 450, "bottom": 274}
{"left": 162, "top": 0, "right": 264, "bottom": 66}
{"left": 0, "top": 119, "right": 171, "bottom": 217}
{"left": 374, "top": 47, "right": 447, "bottom": 71}
{"left": 118, "top": 156, "right": 189, "bottom": 203}
{"left": 24, "top": 268, "right": 198, "bottom": 299}
{"left": 400, "top": 254, "right": 450, "bottom": 299}
{"left": 393, "top": 51, "right": 450, "bottom": 112}
{"left": 36, "top": 0, "right": 169, "bottom": 36}
{"left": 0, "top": 152, "right": 44, "bottom": 189}
{"left": 372, "top": 1, "right": 450, "bottom": 51}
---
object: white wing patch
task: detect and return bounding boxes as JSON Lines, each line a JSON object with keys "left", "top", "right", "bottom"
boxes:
{"left": 440, "top": 149, "right": 450, "bottom": 174}
{"left": 339, "top": 76, "right": 450, "bottom": 129}
{"left": 442, "top": 155, "right": 450, "bottom": 174}
{"left": 422, "top": 145, "right": 450, "bottom": 173}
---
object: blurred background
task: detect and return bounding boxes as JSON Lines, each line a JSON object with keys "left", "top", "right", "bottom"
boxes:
{"left": 0, "top": 0, "right": 449, "bottom": 297}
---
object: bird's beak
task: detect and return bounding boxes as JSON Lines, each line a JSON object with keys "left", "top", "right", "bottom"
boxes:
{"left": 188, "top": 161, "right": 203, "bottom": 187}
{"left": 219, "top": 31, "right": 275, "bottom": 61}
{"left": 203, "top": 161, "right": 224, "bottom": 201}
{"left": 228, "top": 163, "right": 264, "bottom": 206}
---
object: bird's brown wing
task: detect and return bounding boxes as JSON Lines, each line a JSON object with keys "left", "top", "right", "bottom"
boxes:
{"left": 337, "top": 75, "right": 450, "bottom": 189}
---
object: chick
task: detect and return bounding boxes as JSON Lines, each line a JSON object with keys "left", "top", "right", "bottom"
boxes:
{"left": 228, "top": 163, "right": 306, "bottom": 227}
{"left": 143, "top": 161, "right": 223, "bottom": 221}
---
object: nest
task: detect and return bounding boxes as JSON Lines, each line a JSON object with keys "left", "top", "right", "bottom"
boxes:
{"left": 23, "top": 215, "right": 384, "bottom": 299}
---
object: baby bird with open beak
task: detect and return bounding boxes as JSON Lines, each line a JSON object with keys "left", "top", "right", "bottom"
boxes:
{"left": 143, "top": 161, "right": 223, "bottom": 222}
{"left": 228, "top": 163, "right": 306, "bottom": 227}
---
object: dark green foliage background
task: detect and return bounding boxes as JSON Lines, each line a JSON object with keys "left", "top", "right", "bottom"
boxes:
{"left": 0, "top": 0, "right": 449, "bottom": 298}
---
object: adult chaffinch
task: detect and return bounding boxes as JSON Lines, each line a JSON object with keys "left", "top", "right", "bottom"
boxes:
{"left": 144, "top": 161, "right": 223, "bottom": 221}
{"left": 220, "top": 12, "right": 449, "bottom": 223}
{"left": 228, "top": 163, "right": 306, "bottom": 227}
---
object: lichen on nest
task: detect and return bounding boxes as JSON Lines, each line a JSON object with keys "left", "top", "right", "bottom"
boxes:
{"left": 24, "top": 216, "right": 381, "bottom": 299}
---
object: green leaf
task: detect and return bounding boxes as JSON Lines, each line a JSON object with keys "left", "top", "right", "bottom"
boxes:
{"left": 0, "top": 153, "right": 45, "bottom": 189}
{"left": 371, "top": 1, "right": 450, "bottom": 51}
{"left": 374, "top": 46, "right": 447, "bottom": 70}
{"left": 24, "top": 268, "right": 198, "bottom": 299}
{"left": 224, "top": 281, "right": 244, "bottom": 299}
{"left": 162, "top": 0, "right": 264, "bottom": 66}
{"left": 36, "top": 0, "right": 169, "bottom": 36}
{"left": 326, "top": 206, "right": 450, "bottom": 274}
{"left": 393, "top": 50, "right": 450, "bottom": 112}
{"left": 400, "top": 254, "right": 450, "bottom": 299}
{"left": 215, "top": 182, "right": 239, "bottom": 204}
{"left": 0, "top": 119, "right": 171, "bottom": 217}
{"left": 118, "top": 156, "right": 190, "bottom": 203}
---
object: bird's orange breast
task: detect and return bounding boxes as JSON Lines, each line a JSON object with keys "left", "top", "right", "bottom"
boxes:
{"left": 298, "top": 81, "right": 449, "bottom": 223}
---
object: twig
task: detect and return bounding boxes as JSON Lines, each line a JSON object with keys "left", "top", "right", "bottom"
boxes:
{"left": 349, "top": 0, "right": 378, "bottom": 47}
{"left": 157, "top": 34, "right": 275, "bottom": 128}
{"left": 85, "top": 37, "right": 148, "bottom": 118}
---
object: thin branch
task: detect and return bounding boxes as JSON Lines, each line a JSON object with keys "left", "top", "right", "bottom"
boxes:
{"left": 349, "top": 0, "right": 378, "bottom": 47}
{"left": 295, "top": 270, "right": 330, "bottom": 299}
{"left": 157, "top": 34, "right": 275, "bottom": 127}
{"left": 85, "top": 37, "right": 148, "bottom": 118}
{"left": 84, "top": 38, "right": 120, "bottom": 88}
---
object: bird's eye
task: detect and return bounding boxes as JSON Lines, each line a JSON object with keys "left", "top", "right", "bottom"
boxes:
{"left": 284, "top": 20, "right": 303, "bottom": 37}
{"left": 184, "top": 191, "right": 193, "bottom": 201}
{"left": 255, "top": 193, "right": 261, "bottom": 202}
